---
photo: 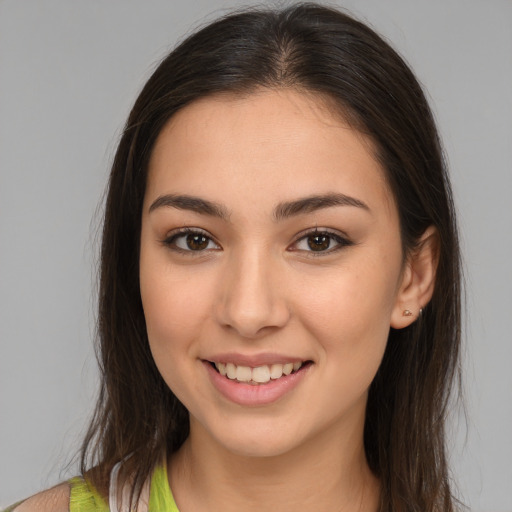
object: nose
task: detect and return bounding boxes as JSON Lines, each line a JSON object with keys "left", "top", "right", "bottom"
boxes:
{"left": 215, "top": 249, "right": 291, "bottom": 338}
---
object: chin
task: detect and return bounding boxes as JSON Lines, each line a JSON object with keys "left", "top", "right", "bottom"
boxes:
{"left": 218, "top": 433, "right": 300, "bottom": 458}
{"left": 196, "top": 414, "right": 312, "bottom": 459}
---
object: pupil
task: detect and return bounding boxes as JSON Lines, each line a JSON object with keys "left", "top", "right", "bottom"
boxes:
{"left": 308, "top": 234, "right": 330, "bottom": 251}
{"left": 187, "top": 234, "right": 208, "bottom": 250}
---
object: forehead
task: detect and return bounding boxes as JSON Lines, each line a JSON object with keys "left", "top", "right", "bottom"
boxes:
{"left": 145, "top": 89, "right": 395, "bottom": 218}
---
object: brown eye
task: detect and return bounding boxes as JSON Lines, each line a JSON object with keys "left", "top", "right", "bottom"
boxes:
{"left": 307, "top": 234, "right": 331, "bottom": 251}
{"left": 164, "top": 229, "right": 220, "bottom": 252}
{"left": 291, "top": 229, "right": 352, "bottom": 255}
{"left": 186, "top": 233, "right": 209, "bottom": 250}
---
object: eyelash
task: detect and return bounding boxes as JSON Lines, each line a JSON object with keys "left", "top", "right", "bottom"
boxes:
{"left": 161, "top": 227, "right": 353, "bottom": 256}
{"left": 161, "top": 227, "right": 221, "bottom": 254}
{"left": 289, "top": 228, "right": 353, "bottom": 256}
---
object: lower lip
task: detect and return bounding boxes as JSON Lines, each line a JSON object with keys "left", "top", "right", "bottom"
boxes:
{"left": 204, "top": 362, "right": 311, "bottom": 406}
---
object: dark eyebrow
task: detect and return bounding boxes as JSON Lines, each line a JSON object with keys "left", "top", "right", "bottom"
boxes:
{"left": 274, "top": 193, "right": 370, "bottom": 221}
{"left": 148, "top": 194, "right": 230, "bottom": 220}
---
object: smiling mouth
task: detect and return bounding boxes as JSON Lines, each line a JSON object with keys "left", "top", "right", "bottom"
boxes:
{"left": 210, "top": 361, "right": 311, "bottom": 385}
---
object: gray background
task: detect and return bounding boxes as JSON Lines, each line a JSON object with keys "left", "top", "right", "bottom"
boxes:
{"left": 1, "top": 0, "right": 511, "bottom": 510}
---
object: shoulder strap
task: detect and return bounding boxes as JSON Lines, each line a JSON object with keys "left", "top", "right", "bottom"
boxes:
{"left": 69, "top": 476, "right": 107, "bottom": 512}
{"left": 108, "top": 461, "right": 150, "bottom": 512}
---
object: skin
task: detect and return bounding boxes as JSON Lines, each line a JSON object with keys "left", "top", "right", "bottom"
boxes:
{"left": 139, "top": 89, "right": 437, "bottom": 512}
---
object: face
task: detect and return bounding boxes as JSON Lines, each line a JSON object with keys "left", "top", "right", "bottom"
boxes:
{"left": 140, "top": 89, "right": 407, "bottom": 458}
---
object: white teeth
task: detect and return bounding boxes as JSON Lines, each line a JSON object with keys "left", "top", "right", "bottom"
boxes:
{"left": 282, "top": 363, "right": 293, "bottom": 376}
{"left": 214, "top": 361, "right": 305, "bottom": 384}
{"left": 235, "top": 365, "right": 252, "bottom": 382}
{"left": 270, "top": 363, "right": 283, "bottom": 379}
{"left": 217, "top": 362, "right": 227, "bottom": 376}
{"left": 226, "top": 362, "right": 236, "bottom": 379}
{"left": 252, "top": 365, "right": 271, "bottom": 383}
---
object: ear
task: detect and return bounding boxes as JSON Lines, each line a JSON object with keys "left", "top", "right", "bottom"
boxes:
{"left": 391, "top": 226, "right": 439, "bottom": 329}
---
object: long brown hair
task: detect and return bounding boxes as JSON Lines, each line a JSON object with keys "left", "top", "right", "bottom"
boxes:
{"left": 81, "top": 4, "right": 462, "bottom": 510}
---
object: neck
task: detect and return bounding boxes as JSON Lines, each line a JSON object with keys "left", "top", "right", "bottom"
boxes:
{"left": 168, "top": 418, "right": 380, "bottom": 512}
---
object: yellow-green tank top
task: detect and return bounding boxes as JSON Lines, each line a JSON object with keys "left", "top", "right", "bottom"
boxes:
{"left": 69, "top": 462, "right": 178, "bottom": 512}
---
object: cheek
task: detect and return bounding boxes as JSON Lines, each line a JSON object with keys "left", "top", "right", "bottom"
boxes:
{"left": 141, "top": 274, "right": 211, "bottom": 346}
{"left": 293, "top": 257, "right": 400, "bottom": 360}
{"left": 140, "top": 273, "right": 211, "bottom": 406}
{"left": 139, "top": 247, "right": 215, "bottom": 382}
{"left": 293, "top": 266, "right": 397, "bottom": 413}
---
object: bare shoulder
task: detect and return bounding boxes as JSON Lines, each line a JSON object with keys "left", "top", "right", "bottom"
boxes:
{"left": 9, "top": 482, "right": 70, "bottom": 512}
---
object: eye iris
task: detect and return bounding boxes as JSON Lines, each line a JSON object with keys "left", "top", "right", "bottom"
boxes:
{"left": 186, "top": 233, "right": 209, "bottom": 250}
{"left": 307, "top": 234, "right": 330, "bottom": 251}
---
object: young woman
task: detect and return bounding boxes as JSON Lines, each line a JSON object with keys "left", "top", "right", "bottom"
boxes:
{"left": 7, "top": 3, "right": 462, "bottom": 511}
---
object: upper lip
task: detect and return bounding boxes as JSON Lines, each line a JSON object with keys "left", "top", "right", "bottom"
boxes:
{"left": 203, "top": 352, "right": 309, "bottom": 367}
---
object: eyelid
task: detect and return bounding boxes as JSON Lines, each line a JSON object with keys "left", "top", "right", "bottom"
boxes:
{"left": 161, "top": 227, "right": 221, "bottom": 253}
{"left": 288, "top": 227, "right": 353, "bottom": 255}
